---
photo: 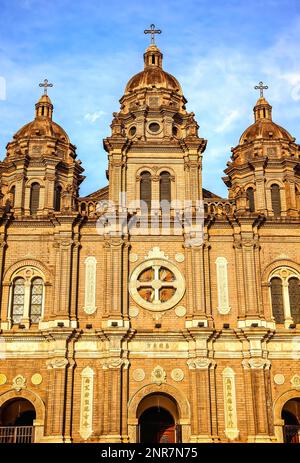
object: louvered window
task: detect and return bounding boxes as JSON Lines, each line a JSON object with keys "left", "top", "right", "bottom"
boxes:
{"left": 12, "top": 277, "right": 25, "bottom": 324}
{"left": 30, "top": 183, "right": 40, "bottom": 215}
{"left": 140, "top": 171, "right": 151, "bottom": 210}
{"left": 289, "top": 277, "right": 300, "bottom": 324}
{"left": 54, "top": 185, "right": 62, "bottom": 211}
{"left": 271, "top": 184, "right": 281, "bottom": 215}
{"left": 247, "top": 187, "right": 255, "bottom": 212}
{"left": 159, "top": 171, "right": 171, "bottom": 204}
{"left": 270, "top": 277, "right": 284, "bottom": 323}
{"left": 29, "top": 277, "right": 43, "bottom": 323}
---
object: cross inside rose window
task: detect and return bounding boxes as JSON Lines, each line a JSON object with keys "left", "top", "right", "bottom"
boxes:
{"left": 129, "top": 259, "right": 185, "bottom": 311}
{"left": 137, "top": 266, "right": 177, "bottom": 304}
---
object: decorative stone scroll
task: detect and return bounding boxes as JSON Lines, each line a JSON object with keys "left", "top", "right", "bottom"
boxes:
{"left": 222, "top": 367, "right": 239, "bottom": 441}
{"left": 46, "top": 358, "right": 69, "bottom": 369}
{"left": 291, "top": 374, "right": 300, "bottom": 390}
{"left": 171, "top": 368, "right": 184, "bottom": 382}
{"left": 151, "top": 366, "right": 167, "bottom": 385}
{"left": 129, "top": 306, "right": 139, "bottom": 318}
{"left": 215, "top": 257, "right": 231, "bottom": 314}
{"left": 31, "top": 373, "right": 43, "bottom": 385}
{"left": 101, "top": 358, "right": 129, "bottom": 370}
{"left": 129, "top": 253, "right": 139, "bottom": 263}
{"left": 12, "top": 375, "right": 26, "bottom": 392}
{"left": 80, "top": 366, "right": 94, "bottom": 440}
{"left": 132, "top": 369, "right": 145, "bottom": 382}
{"left": 187, "top": 358, "right": 215, "bottom": 370}
{"left": 175, "top": 305, "right": 186, "bottom": 317}
{"left": 83, "top": 256, "right": 97, "bottom": 314}
{"left": 242, "top": 358, "right": 271, "bottom": 370}
{"left": 145, "top": 247, "right": 169, "bottom": 260}
{"left": 274, "top": 374, "right": 285, "bottom": 385}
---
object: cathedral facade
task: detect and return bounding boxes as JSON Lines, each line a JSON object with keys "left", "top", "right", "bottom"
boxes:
{"left": 0, "top": 36, "right": 299, "bottom": 444}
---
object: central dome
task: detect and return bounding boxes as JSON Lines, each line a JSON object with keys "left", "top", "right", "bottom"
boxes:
{"left": 125, "top": 68, "right": 182, "bottom": 94}
{"left": 124, "top": 44, "right": 182, "bottom": 95}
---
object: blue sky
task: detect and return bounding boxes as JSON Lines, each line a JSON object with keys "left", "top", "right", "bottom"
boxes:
{"left": 0, "top": 0, "right": 300, "bottom": 197}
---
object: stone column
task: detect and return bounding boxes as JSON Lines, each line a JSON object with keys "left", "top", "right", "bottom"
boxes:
{"left": 191, "top": 246, "right": 206, "bottom": 317}
{"left": 45, "top": 356, "right": 69, "bottom": 442}
{"left": 70, "top": 238, "right": 81, "bottom": 326}
{"left": 184, "top": 245, "right": 194, "bottom": 318}
{"left": 285, "top": 176, "right": 297, "bottom": 215}
{"left": 52, "top": 237, "right": 74, "bottom": 325}
{"left": 103, "top": 237, "right": 126, "bottom": 322}
{"left": 241, "top": 239, "right": 260, "bottom": 319}
{"left": 43, "top": 172, "right": 56, "bottom": 213}
{"left": 282, "top": 280, "right": 294, "bottom": 328}
{"left": 14, "top": 171, "right": 27, "bottom": 215}
{"left": 203, "top": 241, "right": 213, "bottom": 321}
{"left": 254, "top": 176, "right": 267, "bottom": 214}
{"left": 187, "top": 357, "right": 215, "bottom": 442}
{"left": 0, "top": 236, "right": 7, "bottom": 326}
{"left": 233, "top": 238, "right": 246, "bottom": 320}
{"left": 100, "top": 358, "right": 129, "bottom": 443}
{"left": 242, "top": 358, "right": 273, "bottom": 442}
{"left": 185, "top": 158, "right": 201, "bottom": 204}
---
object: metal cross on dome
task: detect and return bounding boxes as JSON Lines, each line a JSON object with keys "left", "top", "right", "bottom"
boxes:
{"left": 254, "top": 81, "right": 268, "bottom": 98}
{"left": 39, "top": 79, "right": 53, "bottom": 95}
{"left": 144, "top": 24, "right": 162, "bottom": 45}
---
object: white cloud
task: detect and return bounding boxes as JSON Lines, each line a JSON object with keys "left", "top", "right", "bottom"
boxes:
{"left": 215, "top": 109, "right": 240, "bottom": 134}
{"left": 84, "top": 110, "right": 106, "bottom": 123}
{"left": 0, "top": 77, "right": 6, "bottom": 100}
{"left": 278, "top": 73, "right": 300, "bottom": 101}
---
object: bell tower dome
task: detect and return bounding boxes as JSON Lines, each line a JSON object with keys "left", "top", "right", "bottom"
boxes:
{"left": 224, "top": 82, "right": 300, "bottom": 217}
{"left": 0, "top": 80, "right": 84, "bottom": 216}
{"left": 103, "top": 26, "right": 207, "bottom": 209}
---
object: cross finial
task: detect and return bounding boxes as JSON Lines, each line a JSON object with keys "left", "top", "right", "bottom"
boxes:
{"left": 144, "top": 24, "right": 161, "bottom": 45}
{"left": 39, "top": 79, "right": 53, "bottom": 95}
{"left": 254, "top": 81, "right": 268, "bottom": 98}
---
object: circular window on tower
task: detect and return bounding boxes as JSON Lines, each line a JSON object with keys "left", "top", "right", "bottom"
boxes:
{"left": 129, "top": 259, "right": 185, "bottom": 311}
{"left": 128, "top": 126, "right": 137, "bottom": 137}
{"left": 148, "top": 122, "right": 161, "bottom": 134}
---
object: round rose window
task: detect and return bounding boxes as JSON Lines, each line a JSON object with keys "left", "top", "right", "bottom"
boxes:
{"left": 129, "top": 259, "right": 185, "bottom": 311}
{"left": 148, "top": 122, "right": 160, "bottom": 133}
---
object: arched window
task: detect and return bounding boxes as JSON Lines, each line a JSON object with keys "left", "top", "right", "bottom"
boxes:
{"left": 11, "top": 277, "right": 25, "bottom": 324}
{"left": 140, "top": 171, "right": 151, "bottom": 210}
{"left": 246, "top": 187, "right": 255, "bottom": 212}
{"left": 289, "top": 277, "right": 300, "bottom": 324}
{"left": 159, "top": 171, "right": 171, "bottom": 204}
{"left": 54, "top": 185, "right": 62, "bottom": 211}
{"left": 29, "top": 277, "right": 43, "bottom": 323}
{"left": 270, "top": 277, "right": 284, "bottom": 323}
{"left": 271, "top": 184, "right": 281, "bottom": 215}
{"left": 30, "top": 183, "right": 40, "bottom": 215}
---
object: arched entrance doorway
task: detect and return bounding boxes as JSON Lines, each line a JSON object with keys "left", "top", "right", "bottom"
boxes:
{"left": 282, "top": 398, "right": 300, "bottom": 443}
{"left": 137, "top": 393, "right": 180, "bottom": 443}
{"left": 0, "top": 398, "right": 36, "bottom": 443}
{"left": 140, "top": 407, "right": 175, "bottom": 443}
